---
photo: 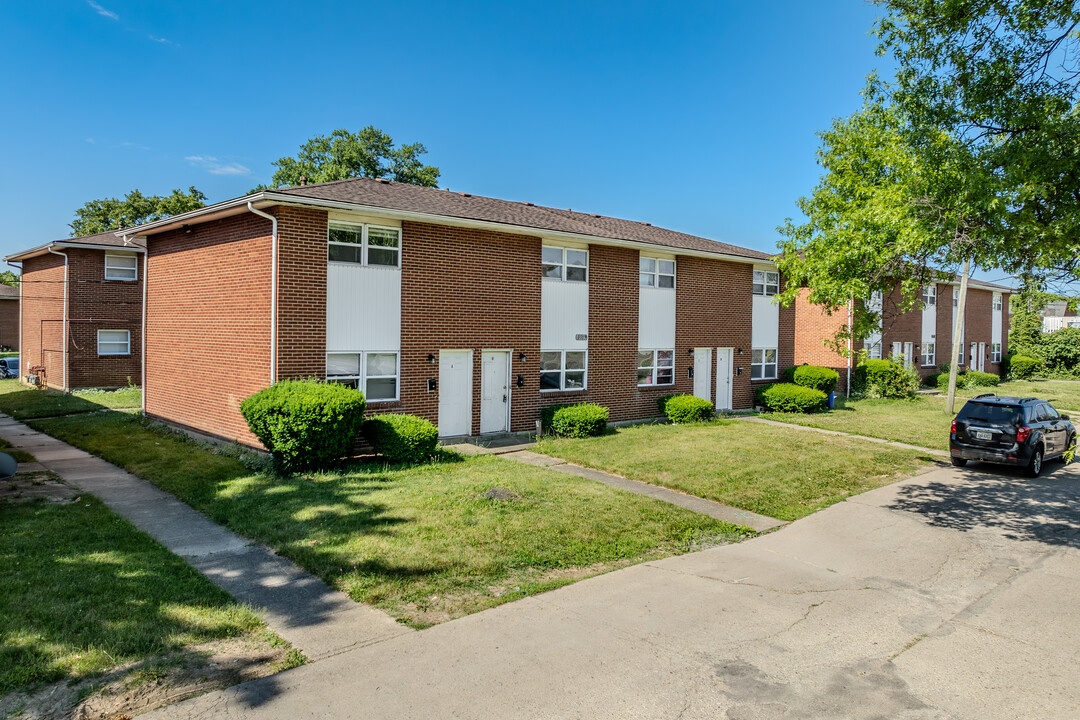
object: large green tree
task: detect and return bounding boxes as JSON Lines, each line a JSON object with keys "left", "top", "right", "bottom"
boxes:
{"left": 262, "top": 127, "right": 440, "bottom": 190}
{"left": 71, "top": 187, "right": 207, "bottom": 236}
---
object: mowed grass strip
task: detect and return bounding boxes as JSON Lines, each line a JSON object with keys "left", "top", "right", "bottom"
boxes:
{"left": 952, "top": 378, "right": 1080, "bottom": 412}
{"left": 539, "top": 420, "right": 935, "bottom": 521}
{"left": 762, "top": 395, "right": 954, "bottom": 451}
{"left": 29, "top": 411, "right": 752, "bottom": 627}
{"left": 0, "top": 379, "right": 141, "bottom": 420}
{"left": 0, "top": 495, "right": 286, "bottom": 694}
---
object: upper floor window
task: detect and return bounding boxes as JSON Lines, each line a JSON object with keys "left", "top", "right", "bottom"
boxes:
{"left": 753, "top": 270, "right": 779, "bottom": 296}
{"left": 104, "top": 253, "right": 138, "bottom": 281}
{"left": 640, "top": 257, "right": 675, "bottom": 288}
{"left": 953, "top": 288, "right": 960, "bottom": 307}
{"left": 993, "top": 293, "right": 1002, "bottom": 311}
{"left": 922, "top": 285, "right": 936, "bottom": 307}
{"left": 328, "top": 222, "right": 400, "bottom": 267}
{"left": 542, "top": 246, "right": 588, "bottom": 282}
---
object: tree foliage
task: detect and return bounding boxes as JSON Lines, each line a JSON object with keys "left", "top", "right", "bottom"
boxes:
{"left": 71, "top": 187, "right": 207, "bottom": 236}
{"left": 0, "top": 271, "right": 19, "bottom": 288}
{"left": 265, "top": 127, "right": 440, "bottom": 190}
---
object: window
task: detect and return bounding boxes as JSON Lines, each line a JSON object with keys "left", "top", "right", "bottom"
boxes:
{"left": 753, "top": 270, "right": 779, "bottom": 296}
{"left": 326, "top": 352, "right": 398, "bottom": 401}
{"left": 637, "top": 349, "right": 674, "bottom": 386}
{"left": 993, "top": 293, "right": 1003, "bottom": 312}
{"left": 922, "top": 343, "right": 935, "bottom": 366}
{"left": 328, "top": 222, "right": 400, "bottom": 267}
{"left": 97, "top": 329, "right": 130, "bottom": 355}
{"left": 639, "top": 257, "right": 675, "bottom": 288}
{"left": 542, "top": 246, "right": 588, "bottom": 282}
{"left": 865, "top": 341, "right": 882, "bottom": 360}
{"left": 922, "top": 285, "right": 936, "bottom": 307}
{"left": 104, "top": 253, "right": 138, "bottom": 281}
{"left": 540, "top": 351, "right": 587, "bottom": 391}
{"left": 751, "top": 348, "right": 778, "bottom": 380}
{"left": 991, "top": 343, "right": 1002, "bottom": 363}
{"left": 953, "top": 288, "right": 959, "bottom": 307}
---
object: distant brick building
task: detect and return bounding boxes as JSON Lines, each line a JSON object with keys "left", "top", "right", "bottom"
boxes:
{"left": 5, "top": 232, "right": 144, "bottom": 390}
{"left": 0, "top": 284, "right": 19, "bottom": 351}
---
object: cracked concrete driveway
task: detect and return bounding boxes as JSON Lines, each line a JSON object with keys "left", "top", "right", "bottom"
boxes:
{"left": 146, "top": 460, "right": 1080, "bottom": 719}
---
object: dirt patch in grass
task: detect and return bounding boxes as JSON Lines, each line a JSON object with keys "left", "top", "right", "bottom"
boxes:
{"left": 0, "top": 472, "right": 77, "bottom": 504}
{"left": 0, "top": 635, "right": 298, "bottom": 720}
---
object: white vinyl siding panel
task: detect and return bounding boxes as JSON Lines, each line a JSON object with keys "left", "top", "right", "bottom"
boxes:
{"left": 751, "top": 294, "right": 779, "bottom": 350}
{"left": 638, "top": 286, "right": 676, "bottom": 350}
{"left": 326, "top": 263, "right": 401, "bottom": 353}
{"left": 541, "top": 279, "right": 589, "bottom": 351}
{"left": 921, "top": 293, "right": 936, "bottom": 352}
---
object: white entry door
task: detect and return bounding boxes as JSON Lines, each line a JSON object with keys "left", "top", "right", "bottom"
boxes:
{"left": 693, "top": 347, "right": 712, "bottom": 404}
{"left": 438, "top": 350, "right": 472, "bottom": 437}
{"left": 715, "top": 347, "right": 734, "bottom": 411}
{"left": 480, "top": 351, "right": 510, "bottom": 434}
{"left": 970, "top": 342, "right": 977, "bottom": 369}
{"left": 977, "top": 342, "right": 986, "bottom": 371}
{"left": 903, "top": 342, "right": 914, "bottom": 369}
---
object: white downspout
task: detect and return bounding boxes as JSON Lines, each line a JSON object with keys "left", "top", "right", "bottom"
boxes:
{"left": 130, "top": 236, "right": 146, "bottom": 415}
{"left": 47, "top": 247, "right": 68, "bottom": 391}
{"left": 6, "top": 261, "right": 22, "bottom": 366}
{"left": 847, "top": 297, "right": 853, "bottom": 398}
{"left": 247, "top": 203, "right": 278, "bottom": 384}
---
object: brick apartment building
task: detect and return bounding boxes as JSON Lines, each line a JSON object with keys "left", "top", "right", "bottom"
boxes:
{"left": 0, "top": 284, "right": 18, "bottom": 350}
{"left": 122, "top": 177, "right": 793, "bottom": 447}
{"left": 793, "top": 277, "right": 1012, "bottom": 391}
{"left": 5, "top": 232, "right": 144, "bottom": 390}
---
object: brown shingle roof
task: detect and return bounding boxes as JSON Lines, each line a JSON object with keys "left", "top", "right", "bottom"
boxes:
{"left": 0, "top": 284, "right": 18, "bottom": 298}
{"left": 273, "top": 177, "right": 772, "bottom": 261}
{"left": 4, "top": 231, "right": 145, "bottom": 262}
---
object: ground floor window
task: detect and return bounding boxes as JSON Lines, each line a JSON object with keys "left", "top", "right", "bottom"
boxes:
{"left": 865, "top": 341, "right": 882, "bottom": 360}
{"left": 97, "top": 329, "right": 130, "bottom": 355}
{"left": 991, "top": 343, "right": 1002, "bottom": 363}
{"left": 540, "top": 350, "right": 587, "bottom": 391}
{"left": 751, "top": 348, "right": 777, "bottom": 380}
{"left": 326, "top": 352, "right": 398, "bottom": 401}
{"left": 921, "top": 343, "right": 935, "bottom": 367}
{"left": 637, "top": 349, "right": 674, "bottom": 386}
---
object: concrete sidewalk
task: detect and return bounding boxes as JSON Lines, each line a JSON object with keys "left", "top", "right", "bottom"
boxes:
{"left": 145, "top": 459, "right": 1080, "bottom": 719}
{"left": 0, "top": 414, "right": 410, "bottom": 662}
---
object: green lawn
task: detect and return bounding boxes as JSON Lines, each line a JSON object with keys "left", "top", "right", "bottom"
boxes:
{"left": 29, "top": 411, "right": 752, "bottom": 627}
{"left": 0, "top": 494, "right": 297, "bottom": 694}
{"left": 951, "top": 379, "right": 1080, "bottom": 412}
{"left": 538, "top": 420, "right": 935, "bottom": 521}
{"left": 0, "top": 379, "right": 141, "bottom": 420}
{"left": 762, "top": 395, "right": 954, "bottom": 451}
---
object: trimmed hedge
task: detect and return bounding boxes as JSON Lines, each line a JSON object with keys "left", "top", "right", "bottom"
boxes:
{"left": 362, "top": 414, "right": 439, "bottom": 464}
{"left": 756, "top": 382, "right": 828, "bottom": 413}
{"left": 965, "top": 370, "right": 1001, "bottom": 388}
{"left": 240, "top": 380, "right": 366, "bottom": 471}
{"left": 1007, "top": 354, "right": 1042, "bottom": 380}
{"left": 661, "top": 394, "right": 714, "bottom": 423}
{"left": 783, "top": 364, "right": 840, "bottom": 395}
{"left": 541, "top": 403, "right": 610, "bottom": 438}
{"left": 851, "top": 359, "right": 919, "bottom": 399}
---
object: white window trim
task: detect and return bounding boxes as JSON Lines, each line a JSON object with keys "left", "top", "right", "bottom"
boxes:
{"left": 639, "top": 255, "right": 676, "bottom": 289}
{"left": 751, "top": 347, "right": 778, "bottom": 380}
{"left": 539, "top": 350, "right": 588, "bottom": 392}
{"left": 865, "top": 341, "right": 882, "bottom": 360}
{"left": 753, "top": 270, "right": 779, "bottom": 297}
{"left": 637, "top": 349, "right": 675, "bottom": 387}
{"left": 97, "top": 329, "right": 131, "bottom": 356}
{"left": 921, "top": 343, "right": 936, "bottom": 367}
{"left": 991, "top": 343, "right": 1002, "bottom": 363}
{"left": 922, "top": 285, "right": 936, "bottom": 307}
{"left": 327, "top": 221, "right": 401, "bottom": 268}
{"left": 992, "top": 293, "right": 1003, "bottom": 312}
{"left": 104, "top": 253, "right": 138, "bottom": 281}
{"left": 326, "top": 351, "right": 400, "bottom": 402}
{"left": 542, "top": 245, "right": 588, "bottom": 283}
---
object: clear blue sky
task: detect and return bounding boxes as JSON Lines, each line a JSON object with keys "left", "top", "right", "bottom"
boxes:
{"left": 6, "top": 1, "right": 1015, "bottom": 285}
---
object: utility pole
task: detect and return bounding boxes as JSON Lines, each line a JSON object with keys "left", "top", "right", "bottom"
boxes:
{"left": 946, "top": 259, "right": 970, "bottom": 414}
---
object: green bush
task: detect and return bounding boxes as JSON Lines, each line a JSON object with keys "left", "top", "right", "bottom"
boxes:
{"left": 924, "top": 371, "right": 943, "bottom": 388}
{"left": 240, "top": 380, "right": 366, "bottom": 471}
{"left": 661, "top": 394, "right": 714, "bottom": 423}
{"left": 934, "top": 370, "right": 967, "bottom": 390}
{"left": 783, "top": 364, "right": 840, "bottom": 395}
{"left": 757, "top": 383, "right": 828, "bottom": 413}
{"left": 1007, "top": 354, "right": 1042, "bottom": 380}
{"left": 362, "top": 414, "right": 439, "bottom": 464}
{"left": 851, "top": 359, "right": 919, "bottom": 399}
{"left": 965, "top": 370, "right": 1001, "bottom": 388}
{"left": 541, "top": 403, "right": 609, "bottom": 438}
{"left": 1041, "top": 327, "right": 1080, "bottom": 377}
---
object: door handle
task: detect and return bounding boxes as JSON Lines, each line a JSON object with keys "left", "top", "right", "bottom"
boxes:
{"left": 502, "top": 394, "right": 507, "bottom": 403}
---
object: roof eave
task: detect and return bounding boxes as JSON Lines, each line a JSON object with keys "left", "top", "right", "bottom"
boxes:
{"left": 4, "top": 241, "right": 146, "bottom": 263}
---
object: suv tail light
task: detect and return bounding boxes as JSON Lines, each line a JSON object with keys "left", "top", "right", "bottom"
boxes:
{"left": 1017, "top": 426, "right": 1031, "bottom": 443}
{"left": 951, "top": 418, "right": 957, "bottom": 434}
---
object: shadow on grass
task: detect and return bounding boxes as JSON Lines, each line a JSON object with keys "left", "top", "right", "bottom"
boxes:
{"left": 0, "top": 380, "right": 140, "bottom": 421}
{"left": 887, "top": 461, "right": 1080, "bottom": 548}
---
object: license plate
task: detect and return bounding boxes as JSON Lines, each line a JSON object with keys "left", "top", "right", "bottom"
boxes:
{"left": 974, "top": 430, "right": 992, "bottom": 441}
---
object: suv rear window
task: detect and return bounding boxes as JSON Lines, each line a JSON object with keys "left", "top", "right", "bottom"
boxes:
{"left": 957, "top": 402, "right": 1022, "bottom": 425}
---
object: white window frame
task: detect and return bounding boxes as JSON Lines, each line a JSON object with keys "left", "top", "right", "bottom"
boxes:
{"left": 921, "top": 343, "right": 935, "bottom": 367}
{"left": 542, "top": 245, "right": 588, "bottom": 283}
{"left": 953, "top": 288, "right": 960, "bottom": 307}
{"left": 539, "top": 350, "right": 588, "bottom": 392}
{"left": 865, "top": 341, "right": 882, "bottom": 360}
{"left": 753, "top": 270, "right": 779, "bottom": 297}
{"left": 991, "top": 343, "right": 1002, "bottom": 363}
{"left": 639, "top": 256, "right": 675, "bottom": 289}
{"left": 751, "top": 348, "right": 778, "bottom": 380}
{"left": 327, "top": 221, "right": 401, "bottom": 268}
{"left": 97, "top": 329, "right": 131, "bottom": 356}
{"left": 326, "top": 351, "right": 400, "bottom": 402}
{"left": 993, "top": 293, "right": 1003, "bottom": 312}
{"left": 637, "top": 349, "right": 674, "bottom": 386}
{"left": 104, "top": 253, "right": 138, "bottom": 281}
{"left": 922, "top": 285, "right": 936, "bottom": 307}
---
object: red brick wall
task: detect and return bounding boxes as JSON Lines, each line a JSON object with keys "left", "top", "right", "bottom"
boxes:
{"left": 0, "top": 298, "right": 18, "bottom": 350}
{"left": 145, "top": 213, "right": 273, "bottom": 445}
{"left": 276, "top": 207, "right": 327, "bottom": 380}
{"left": 20, "top": 254, "right": 65, "bottom": 388}
{"left": 792, "top": 288, "right": 851, "bottom": 393}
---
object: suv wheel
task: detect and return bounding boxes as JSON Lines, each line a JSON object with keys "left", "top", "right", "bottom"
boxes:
{"left": 950, "top": 457, "right": 967, "bottom": 467}
{"left": 1026, "top": 447, "right": 1044, "bottom": 478}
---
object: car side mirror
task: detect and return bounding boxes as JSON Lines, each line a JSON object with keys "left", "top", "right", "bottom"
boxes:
{"left": 1062, "top": 414, "right": 1070, "bottom": 421}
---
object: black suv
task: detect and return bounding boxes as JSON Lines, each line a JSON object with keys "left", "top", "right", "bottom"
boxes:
{"left": 950, "top": 395, "right": 1075, "bottom": 477}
